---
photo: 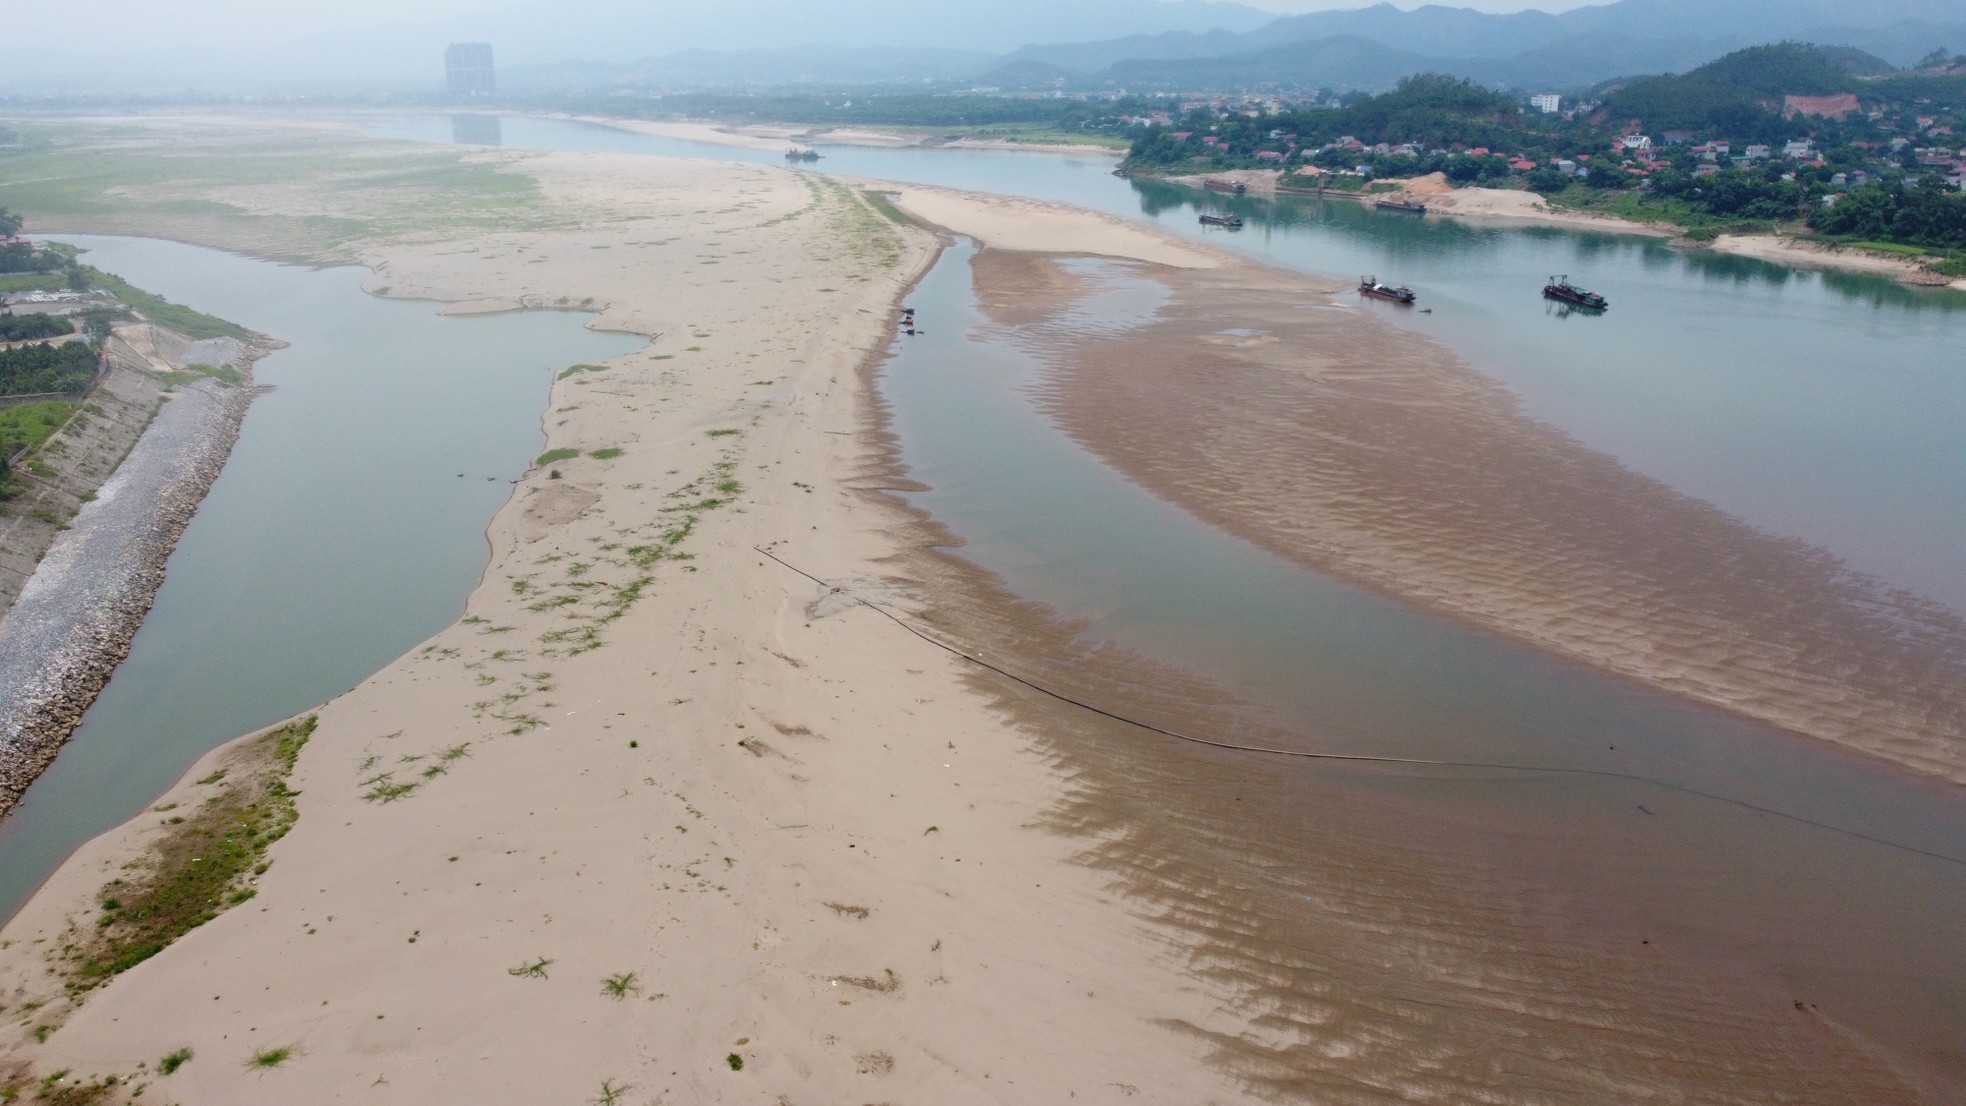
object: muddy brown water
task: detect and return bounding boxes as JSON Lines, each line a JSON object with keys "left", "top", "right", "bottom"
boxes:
{"left": 867, "top": 241, "right": 1966, "bottom": 1101}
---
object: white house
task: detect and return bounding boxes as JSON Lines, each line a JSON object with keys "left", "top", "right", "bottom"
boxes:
{"left": 1530, "top": 93, "right": 1561, "bottom": 114}
{"left": 1621, "top": 134, "right": 1652, "bottom": 151}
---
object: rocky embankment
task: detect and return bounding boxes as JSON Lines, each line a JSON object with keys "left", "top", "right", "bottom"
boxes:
{"left": 0, "top": 374, "right": 256, "bottom": 816}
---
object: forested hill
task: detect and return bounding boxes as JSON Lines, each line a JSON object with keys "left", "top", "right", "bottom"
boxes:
{"left": 1601, "top": 43, "right": 1895, "bottom": 137}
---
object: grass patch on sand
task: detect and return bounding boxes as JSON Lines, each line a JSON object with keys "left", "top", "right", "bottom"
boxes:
{"left": 862, "top": 190, "right": 923, "bottom": 229}
{"left": 535, "top": 447, "right": 580, "bottom": 466}
{"left": 246, "top": 1045, "right": 297, "bottom": 1070}
{"left": 66, "top": 717, "right": 315, "bottom": 986}
{"left": 587, "top": 447, "right": 623, "bottom": 460}
{"left": 157, "top": 362, "right": 244, "bottom": 388}
{"left": 557, "top": 363, "right": 607, "bottom": 380}
{"left": 1843, "top": 239, "right": 1927, "bottom": 256}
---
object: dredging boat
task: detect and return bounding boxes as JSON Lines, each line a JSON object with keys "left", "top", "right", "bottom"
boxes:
{"left": 1200, "top": 213, "right": 1244, "bottom": 228}
{"left": 1203, "top": 178, "right": 1248, "bottom": 195}
{"left": 1358, "top": 276, "right": 1416, "bottom": 304}
{"left": 1542, "top": 275, "right": 1608, "bottom": 310}
{"left": 1374, "top": 198, "right": 1428, "bottom": 214}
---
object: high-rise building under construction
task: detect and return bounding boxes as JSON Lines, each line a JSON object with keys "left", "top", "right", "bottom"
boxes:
{"left": 445, "top": 43, "right": 496, "bottom": 97}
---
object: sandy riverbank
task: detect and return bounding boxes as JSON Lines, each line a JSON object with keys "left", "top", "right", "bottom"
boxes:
{"left": 1709, "top": 232, "right": 1966, "bottom": 288}
{"left": 0, "top": 141, "right": 1252, "bottom": 1104}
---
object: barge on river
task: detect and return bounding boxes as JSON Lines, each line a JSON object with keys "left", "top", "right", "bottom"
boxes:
{"left": 1200, "top": 213, "right": 1245, "bottom": 228}
{"left": 1204, "top": 178, "right": 1248, "bottom": 194}
{"left": 1542, "top": 276, "right": 1608, "bottom": 310}
{"left": 1374, "top": 199, "right": 1428, "bottom": 214}
{"left": 1359, "top": 276, "right": 1416, "bottom": 304}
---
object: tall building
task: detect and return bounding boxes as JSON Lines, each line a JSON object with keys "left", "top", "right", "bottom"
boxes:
{"left": 445, "top": 43, "right": 497, "bottom": 97}
{"left": 1530, "top": 93, "right": 1561, "bottom": 115}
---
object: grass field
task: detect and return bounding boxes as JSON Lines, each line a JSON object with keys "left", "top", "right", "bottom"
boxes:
{"left": 0, "top": 400, "right": 77, "bottom": 457}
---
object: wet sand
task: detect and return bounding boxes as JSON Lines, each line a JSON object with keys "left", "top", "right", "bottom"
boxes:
{"left": 966, "top": 250, "right": 1966, "bottom": 789}
{"left": 855, "top": 237, "right": 1965, "bottom": 1100}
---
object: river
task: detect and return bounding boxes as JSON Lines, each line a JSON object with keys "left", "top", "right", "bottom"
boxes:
{"left": 0, "top": 237, "right": 642, "bottom": 914}
{"left": 364, "top": 112, "right": 1966, "bottom": 614}
{"left": 0, "top": 114, "right": 1960, "bottom": 1092}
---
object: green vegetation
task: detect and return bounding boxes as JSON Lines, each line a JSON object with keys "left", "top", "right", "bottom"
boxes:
{"left": 70, "top": 717, "right": 315, "bottom": 985}
{"left": 557, "top": 363, "right": 606, "bottom": 380}
{"left": 0, "top": 272, "right": 68, "bottom": 295}
{"left": 156, "top": 363, "right": 245, "bottom": 389}
{"left": 1130, "top": 75, "right": 1589, "bottom": 173}
{"left": 246, "top": 1045, "right": 296, "bottom": 1070}
{"left": 1603, "top": 44, "right": 1894, "bottom": 141}
{"left": 0, "top": 401, "right": 77, "bottom": 460}
{"left": 158, "top": 1048, "right": 194, "bottom": 1075}
{"left": 535, "top": 447, "right": 580, "bottom": 466}
{"left": 507, "top": 956, "right": 553, "bottom": 979}
{"left": 1810, "top": 178, "right": 1966, "bottom": 249}
{"left": 80, "top": 267, "right": 249, "bottom": 341}
{"left": 726, "top": 1054, "right": 744, "bottom": 1071}
{"left": 600, "top": 971, "right": 641, "bottom": 1000}
{"left": 0, "top": 314, "right": 76, "bottom": 342}
{"left": 0, "top": 124, "right": 559, "bottom": 258}
{"left": 862, "top": 190, "right": 923, "bottom": 228}
{"left": 0, "top": 340, "right": 96, "bottom": 398}
{"left": 588, "top": 447, "right": 624, "bottom": 460}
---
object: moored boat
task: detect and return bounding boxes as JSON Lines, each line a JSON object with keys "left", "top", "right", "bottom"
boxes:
{"left": 1200, "top": 213, "right": 1244, "bottom": 228}
{"left": 1358, "top": 276, "right": 1416, "bottom": 304}
{"left": 1375, "top": 198, "right": 1428, "bottom": 214}
{"left": 1203, "top": 178, "right": 1248, "bottom": 194}
{"left": 1542, "top": 275, "right": 1608, "bottom": 310}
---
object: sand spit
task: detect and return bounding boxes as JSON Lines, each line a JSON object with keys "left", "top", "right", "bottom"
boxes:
{"left": 1709, "top": 232, "right": 1966, "bottom": 288}
{"left": 0, "top": 154, "right": 1250, "bottom": 1104}
{"left": 958, "top": 246, "right": 1966, "bottom": 786}
{"left": 0, "top": 366, "right": 257, "bottom": 817}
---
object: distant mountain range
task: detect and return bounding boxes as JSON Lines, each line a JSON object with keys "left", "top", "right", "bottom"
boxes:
{"left": 984, "top": 0, "right": 1966, "bottom": 93}
{"left": 7, "top": 0, "right": 1965, "bottom": 96}
{"left": 498, "top": 0, "right": 1966, "bottom": 97}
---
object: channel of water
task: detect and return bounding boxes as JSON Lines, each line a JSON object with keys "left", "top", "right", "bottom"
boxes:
{"left": 881, "top": 241, "right": 1966, "bottom": 1085}
{"left": 0, "top": 237, "right": 642, "bottom": 914}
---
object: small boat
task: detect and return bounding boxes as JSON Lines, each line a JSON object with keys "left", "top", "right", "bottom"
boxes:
{"left": 1374, "top": 199, "right": 1428, "bottom": 214}
{"left": 1542, "top": 275, "right": 1608, "bottom": 310}
{"left": 1358, "top": 276, "right": 1416, "bottom": 304}
{"left": 1199, "top": 214, "right": 1244, "bottom": 228}
{"left": 784, "top": 148, "right": 821, "bottom": 162}
{"left": 1203, "top": 178, "right": 1248, "bottom": 195}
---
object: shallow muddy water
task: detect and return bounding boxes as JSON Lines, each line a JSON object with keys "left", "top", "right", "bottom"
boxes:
{"left": 875, "top": 242, "right": 1966, "bottom": 1095}
{"left": 0, "top": 237, "right": 642, "bottom": 916}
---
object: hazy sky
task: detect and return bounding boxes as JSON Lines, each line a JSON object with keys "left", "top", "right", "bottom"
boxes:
{"left": 11, "top": 0, "right": 1598, "bottom": 53}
